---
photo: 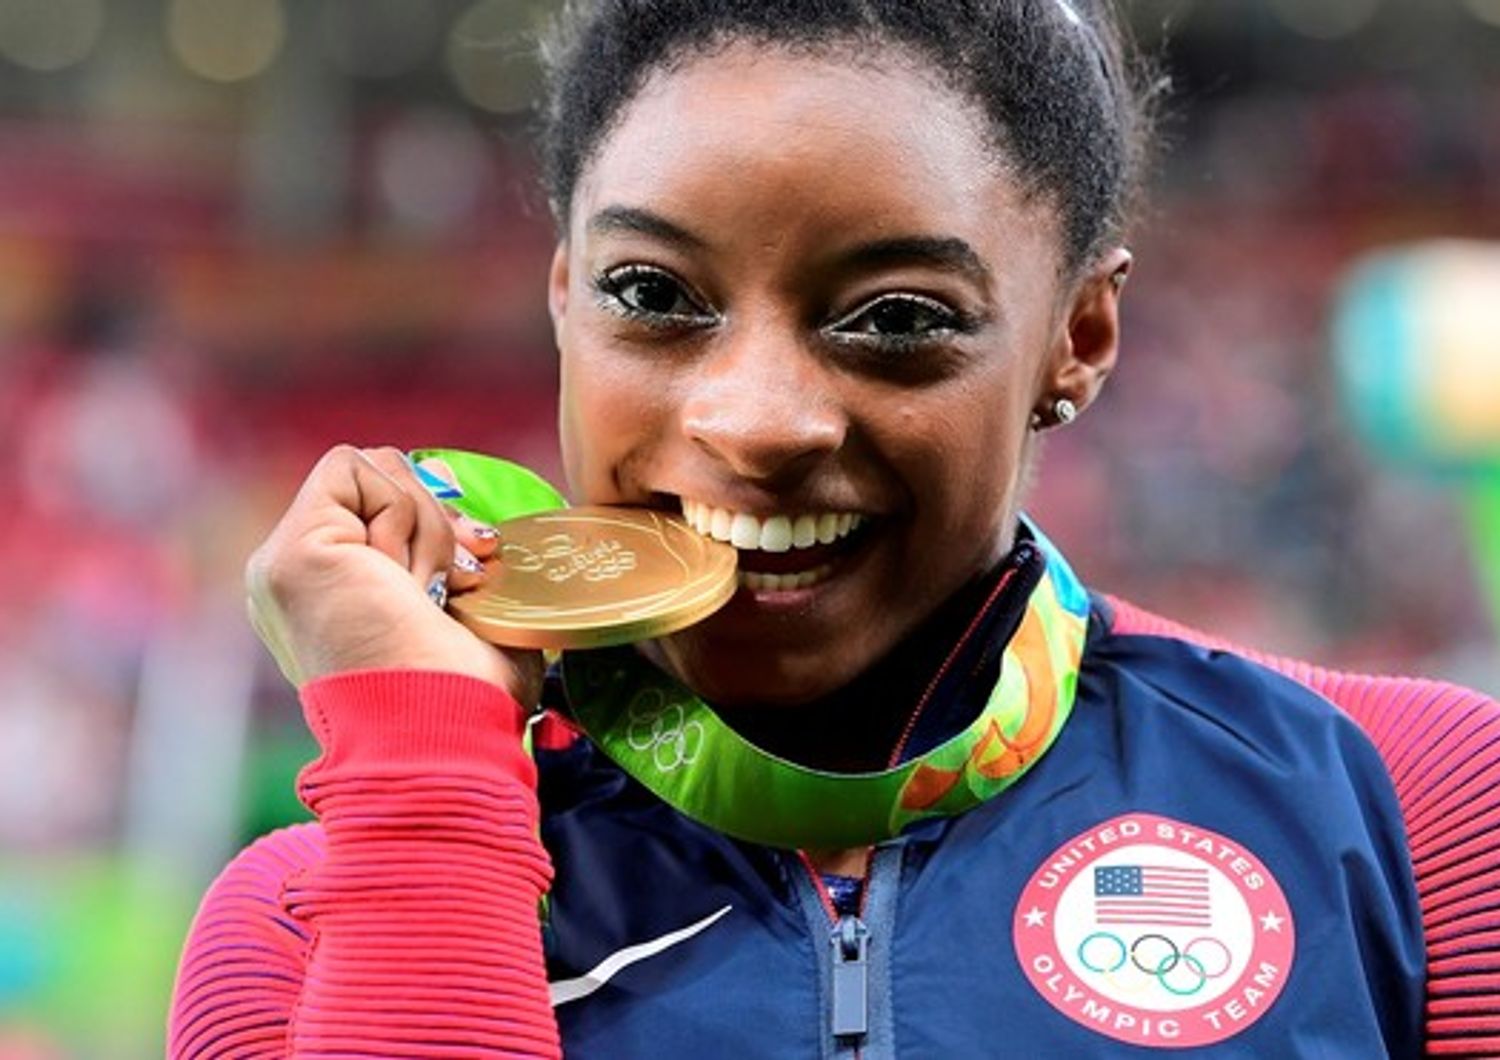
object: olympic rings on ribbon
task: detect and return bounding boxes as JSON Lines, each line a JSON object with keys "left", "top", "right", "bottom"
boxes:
{"left": 625, "top": 691, "right": 704, "bottom": 772}
{"left": 1077, "top": 932, "right": 1128, "bottom": 973}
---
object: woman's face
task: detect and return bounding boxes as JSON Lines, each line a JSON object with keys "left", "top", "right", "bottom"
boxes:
{"left": 549, "top": 44, "right": 1121, "bottom": 706}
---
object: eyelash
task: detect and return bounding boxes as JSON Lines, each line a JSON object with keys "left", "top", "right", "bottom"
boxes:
{"left": 589, "top": 263, "right": 979, "bottom": 356}
{"left": 826, "top": 293, "right": 979, "bottom": 351}
{"left": 590, "top": 264, "right": 716, "bottom": 327}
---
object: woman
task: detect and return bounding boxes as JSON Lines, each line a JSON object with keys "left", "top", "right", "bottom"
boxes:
{"left": 170, "top": 1, "right": 1500, "bottom": 1056}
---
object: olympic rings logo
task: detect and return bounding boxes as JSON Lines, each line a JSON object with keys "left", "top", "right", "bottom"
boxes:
{"left": 625, "top": 689, "right": 703, "bottom": 772}
{"left": 1076, "top": 931, "right": 1232, "bottom": 999}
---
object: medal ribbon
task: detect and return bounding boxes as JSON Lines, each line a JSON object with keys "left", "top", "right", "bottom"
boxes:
{"left": 561, "top": 527, "right": 1089, "bottom": 850}
{"left": 412, "top": 448, "right": 1089, "bottom": 850}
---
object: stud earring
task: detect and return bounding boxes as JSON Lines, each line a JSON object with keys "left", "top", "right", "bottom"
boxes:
{"left": 1030, "top": 397, "right": 1079, "bottom": 431}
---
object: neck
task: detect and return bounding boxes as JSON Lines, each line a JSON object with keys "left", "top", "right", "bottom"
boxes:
{"left": 714, "top": 558, "right": 1013, "bottom": 772}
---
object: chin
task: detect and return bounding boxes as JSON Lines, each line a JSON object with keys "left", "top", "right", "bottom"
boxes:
{"left": 653, "top": 625, "right": 867, "bottom": 708}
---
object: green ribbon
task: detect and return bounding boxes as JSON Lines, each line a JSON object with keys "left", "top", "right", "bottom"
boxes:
{"left": 562, "top": 538, "right": 1088, "bottom": 850}
{"left": 409, "top": 447, "right": 567, "bottom": 522}
{"left": 417, "top": 448, "right": 1090, "bottom": 850}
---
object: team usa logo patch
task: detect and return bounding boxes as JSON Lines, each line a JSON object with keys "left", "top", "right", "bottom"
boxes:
{"left": 1014, "top": 813, "right": 1295, "bottom": 1048}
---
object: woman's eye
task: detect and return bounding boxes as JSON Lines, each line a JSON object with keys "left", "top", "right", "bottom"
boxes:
{"left": 832, "top": 294, "right": 966, "bottom": 340}
{"left": 594, "top": 266, "right": 710, "bottom": 321}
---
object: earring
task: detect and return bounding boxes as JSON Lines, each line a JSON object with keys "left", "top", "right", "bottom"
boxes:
{"left": 1030, "top": 397, "right": 1079, "bottom": 431}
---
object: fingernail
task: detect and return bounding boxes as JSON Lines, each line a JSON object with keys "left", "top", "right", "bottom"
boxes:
{"left": 453, "top": 553, "right": 484, "bottom": 575}
{"left": 413, "top": 461, "right": 463, "bottom": 501}
{"left": 426, "top": 573, "right": 449, "bottom": 608}
{"left": 470, "top": 524, "right": 499, "bottom": 541}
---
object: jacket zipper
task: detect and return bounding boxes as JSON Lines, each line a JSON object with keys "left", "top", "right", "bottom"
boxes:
{"left": 796, "top": 846, "right": 901, "bottom": 1059}
{"left": 831, "top": 911, "right": 871, "bottom": 1038}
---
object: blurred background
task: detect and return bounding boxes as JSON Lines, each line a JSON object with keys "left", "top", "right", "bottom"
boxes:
{"left": 0, "top": 0, "right": 1496, "bottom": 1055}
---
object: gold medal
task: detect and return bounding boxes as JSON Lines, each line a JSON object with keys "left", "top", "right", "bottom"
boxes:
{"left": 448, "top": 507, "right": 738, "bottom": 650}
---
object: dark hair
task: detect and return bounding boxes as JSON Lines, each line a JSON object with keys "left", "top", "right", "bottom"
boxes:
{"left": 539, "top": 0, "right": 1162, "bottom": 273}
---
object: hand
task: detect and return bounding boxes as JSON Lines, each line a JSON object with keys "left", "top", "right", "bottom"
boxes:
{"left": 245, "top": 445, "right": 543, "bottom": 707}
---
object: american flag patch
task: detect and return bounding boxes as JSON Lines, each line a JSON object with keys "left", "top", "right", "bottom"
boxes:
{"left": 1094, "top": 864, "right": 1212, "bottom": 927}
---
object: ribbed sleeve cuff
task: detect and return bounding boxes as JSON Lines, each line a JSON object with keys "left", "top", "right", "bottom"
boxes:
{"left": 299, "top": 669, "right": 535, "bottom": 787}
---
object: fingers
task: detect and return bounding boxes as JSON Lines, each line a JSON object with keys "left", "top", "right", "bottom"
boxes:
{"left": 245, "top": 444, "right": 549, "bottom": 696}
{"left": 412, "top": 455, "right": 502, "bottom": 562}
{"left": 456, "top": 515, "right": 500, "bottom": 561}
{"left": 293, "top": 447, "right": 500, "bottom": 605}
{"left": 356, "top": 447, "right": 456, "bottom": 588}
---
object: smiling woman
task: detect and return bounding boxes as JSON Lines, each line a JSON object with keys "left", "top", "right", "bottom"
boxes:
{"left": 549, "top": 43, "right": 1119, "bottom": 714}
{"left": 167, "top": 2, "right": 1500, "bottom": 1058}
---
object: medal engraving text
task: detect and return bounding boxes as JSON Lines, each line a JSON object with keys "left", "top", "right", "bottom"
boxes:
{"left": 504, "top": 534, "right": 638, "bottom": 583}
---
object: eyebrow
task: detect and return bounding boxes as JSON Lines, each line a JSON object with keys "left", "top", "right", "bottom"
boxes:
{"left": 838, "top": 236, "right": 993, "bottom": 289}
{"left": 586, "top": 207, "right": 991, "bottom": 289}
{"left": 587, "top": 205, "right": 707, "bottom": 250}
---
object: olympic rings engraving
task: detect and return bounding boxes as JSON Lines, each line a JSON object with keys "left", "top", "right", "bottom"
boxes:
{"left": 625, "top": 689, "right": 703, "bottom": 772}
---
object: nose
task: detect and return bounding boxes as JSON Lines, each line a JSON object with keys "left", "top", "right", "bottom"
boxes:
{"left": 679, "top": 326, "right": 847, "bottom": 485}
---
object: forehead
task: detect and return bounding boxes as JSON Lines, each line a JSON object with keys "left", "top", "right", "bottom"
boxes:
{"left": 568, "top": 42, "right": 1059, "bottom": 265}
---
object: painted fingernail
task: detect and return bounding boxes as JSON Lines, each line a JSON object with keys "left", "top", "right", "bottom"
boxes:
{"left": 413, "top": 461, "right": 463, "bottom": 501}
{"left": 470, "top": 524, "right": 499, "bottom": 541}
{"left": 426, "top": 573, "right": 449, "bottom": 608}
{"left": 453, "top": 553, "right": 485, "bottom": 575}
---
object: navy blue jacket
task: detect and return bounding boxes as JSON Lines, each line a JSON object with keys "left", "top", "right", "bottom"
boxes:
{"left": 536, "top": 594, "right": 1439, "bottom": 1057}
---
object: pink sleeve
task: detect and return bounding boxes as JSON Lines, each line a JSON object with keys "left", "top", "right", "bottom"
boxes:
{"left": 167, "top": 670, "right": 562, "bottom": 1059}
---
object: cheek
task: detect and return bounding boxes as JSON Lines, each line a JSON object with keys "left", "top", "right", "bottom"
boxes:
{"left": 884, "top": 383, "right": 1030, "bottom": 557}
{"left": 558, "top": 340, "right": 671, "bottom": 500}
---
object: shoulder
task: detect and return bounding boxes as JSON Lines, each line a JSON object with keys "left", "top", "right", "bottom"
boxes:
{"left": 168, "top": 822, "right": 327, "bottom": 1059}
{"left": 1095, "top": 594, "right": 1500, "bottom": 1055}
{"left": 1093, "top": 592, "right": 1499, "bottom": 777}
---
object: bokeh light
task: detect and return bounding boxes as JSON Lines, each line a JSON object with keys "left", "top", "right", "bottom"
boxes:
{"left": 446, "top": 0, "right": 550, "bottom": 115}
{"left": 167, "top": 0, "right": 285, "bottom": 84}
{"left": 0, "top": 0, "right": 105, "bottom": 73}
{"left": 374, "top": 109, "right": 491, "bottom": 236}
{"left": 1461, "top": 0, "right": 1500, "bottom": 28}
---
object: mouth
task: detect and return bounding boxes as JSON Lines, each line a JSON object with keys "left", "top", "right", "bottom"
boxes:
{"left": 679, "top": 499, "right": 870, "bottom": 593}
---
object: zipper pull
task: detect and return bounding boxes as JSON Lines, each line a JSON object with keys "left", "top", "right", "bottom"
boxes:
{"left": 830, "top": 914, "right": 870, "bottom": 1039}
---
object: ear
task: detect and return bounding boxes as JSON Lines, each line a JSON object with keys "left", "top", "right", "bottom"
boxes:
{"left": 547, "top": 240, "right": 571, "bottom": 347}
{"left": 1035, "top": 247, "right": 1131, "bottom": 428}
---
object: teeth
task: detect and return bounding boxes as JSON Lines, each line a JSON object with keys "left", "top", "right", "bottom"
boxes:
{"left": 739, "top": 565, "right": 834, "bottom": 592}
{"left": 729, "top": 512, "right": 760, "bottom": 549}
{"left": 759, "top": 515, "right": 793, "bottom": 552}
{"left": 792, "top": 514, "right": 817, "bottom": 548}
{"left": 679, "top": 500, "right": 867, "bottom": 553}
{"left": 711, "top": 507, "right": 733, "bottom": 542}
